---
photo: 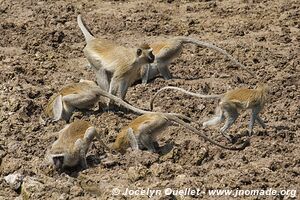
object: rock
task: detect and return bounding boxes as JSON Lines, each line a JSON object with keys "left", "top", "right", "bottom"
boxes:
{"left": 4, "top": 173, "right": 24, "bottom": 190}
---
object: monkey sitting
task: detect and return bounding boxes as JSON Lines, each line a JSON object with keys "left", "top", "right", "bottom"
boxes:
{"left": 150, "top": 84, "right": 268, "bottom": 142}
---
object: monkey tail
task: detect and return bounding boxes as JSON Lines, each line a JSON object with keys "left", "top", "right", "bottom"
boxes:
{"left": 150, "top": 86, "right": 223, "bottom": 110}
{"left": 169, "top": 113, "right": 192, "bottom": 123}
{"left": 166, "top": 114, "right": 250, "bottom": 151}
{"left": 96, "top": 87, "right": 151, "bottom": 114}
{"left": 175, "top": 36, "right": 256, "bottom": 77}
{"left": 95, "top": 86, "right": 194, "bottom": 123}
{"left": 77, "top": 15, "right": 95, "bottom": 43}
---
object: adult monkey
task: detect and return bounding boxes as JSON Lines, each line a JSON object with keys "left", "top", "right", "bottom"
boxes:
{"left": 142, "top": 36, "right": 255, "bottom": 83}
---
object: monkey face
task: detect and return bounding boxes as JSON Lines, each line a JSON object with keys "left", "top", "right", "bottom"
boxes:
{"left": 138, "top": 49, "right": 155, "bottom": 63}
{"left": 136, "top": 45, "right": 155, "bottom": 64}
{"left": 52, "top": 156, "right": 64, "bottom": 169}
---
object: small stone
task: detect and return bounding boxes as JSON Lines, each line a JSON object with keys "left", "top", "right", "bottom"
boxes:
{"left": 4, "top": 173, "right": 24, "bottom": 190}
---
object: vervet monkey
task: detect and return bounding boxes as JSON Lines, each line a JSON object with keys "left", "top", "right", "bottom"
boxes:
{"left": 46, "top": 120, "right": 109, "bottom": 170}
{"left": 45, "top": 80, "right": 106, "bottom": 122}
{"left": 77, "top": 15, "right": 155, "bottom": 99}
{"left": 112, "top": 113, "right": 249, "bottom": 154}
{"left": 45, "top": 80, "right": 189, "bottom": 122}
{"left": 141, "top": 36, "right": 255, "bottom": 83}
{"left": 150, "top": 85, "right": 268, "bottom": 141}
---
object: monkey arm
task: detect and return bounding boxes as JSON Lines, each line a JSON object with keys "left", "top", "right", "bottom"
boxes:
{"left": 126, "top": 128, "right": 139, "bottom": 151}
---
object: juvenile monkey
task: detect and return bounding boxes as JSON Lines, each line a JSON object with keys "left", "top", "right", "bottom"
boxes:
{"left": 45, "top": 80, "right": 106, "bottom": 122}
{"left": 77, "top": 15, "right": 155, "bottom": 99}
{"left": 46, "top": 120, "right": 109, "bottom": 170}
{"left": 141, "top": 36, "right": 255, "bottom": 83}
{"left": 45, "top": 80, "right": 189, "bottom": 122}
{"left": 112, "top": 113, "right": 249, "bottom": 154}
{"left": 150, "top": 85, "right": 268, "bottom": 141}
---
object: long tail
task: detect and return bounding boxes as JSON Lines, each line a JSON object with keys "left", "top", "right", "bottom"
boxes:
{"left": 77, "top": 14, "right": 95, "bottom": 43}
{"left": 150, "top": 86, "right": 223, "bottom": 110}
{"left": 175, "top": 36, "right": 256, "bottom": 77}
{"left": 166, "top": 114, "right": 249, "bottom": 151}
{"left": 96, "top": 86, "right": 192, "bottom": 121}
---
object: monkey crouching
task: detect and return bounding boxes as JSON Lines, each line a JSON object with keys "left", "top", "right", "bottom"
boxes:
{"left": 112, "top": 113, "right": 249, "bottom": 154}
{"left": 44, "top": 80, "right": 106, "bottom": 122}
{"left": 46, "top": 120, "right": 108, "bottom": 170}
{"left": 112, "top": 113, "right": 170, "bottom": 154}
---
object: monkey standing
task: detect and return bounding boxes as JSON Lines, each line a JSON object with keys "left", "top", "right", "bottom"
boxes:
{"left": 141, "top": 36, "right": 255, "bottom": 83}
{"left": 150, "top": 85, "right": 268, "bottom": 142}
{"left": 77, "top": 15, "right": 155, "bottom": 100}
{"left": 112, "top": 113, "right": 249, "bottom": 154}
{"left": 46, "top": 120, "right": 109, "bottom": 170}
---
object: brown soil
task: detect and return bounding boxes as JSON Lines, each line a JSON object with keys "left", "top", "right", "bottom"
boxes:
{"left": 0, "top": 0, "right": 299, "bottom": 199}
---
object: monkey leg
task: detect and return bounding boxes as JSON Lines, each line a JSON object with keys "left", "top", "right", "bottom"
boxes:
{"left": 156, "top": 63, "right": 172, "bottom": 80}
{"left": 126, "top": 128, "right": 139, "bottom": 151}
{"left": 141, "top": 64, "right": 151, "bottom": 84}
{"left": 52, "top": 95, "right": 64, "bottom": 121}
{"left": 95, "top": 68, "right": 110, "bottom": 92}
{"left": 74, "top": 139, "right": 88, "bottom": 170}
{"left": 139, "top": 133, "right": 159, "bottom": 153}
{"left": 142, "top": 63, "right": 160, "bottom": 84}
{"left": 119, "top": 80, "right": 129, "bottom": 100}
{"left": 106, "top": 78, "right": 120, "bottom": 108}
{"left": 220, "top": 104, "right": 239, "bottom": 142}
{"left": 256, "top": 115, "right": 266, "bottom": 129}
{"left": 84, "top": 126, "right": 97, "bottom": 144}
{"left": 249, "top": 107, "right": 266, "bottom": 135}
{"left": 63, "top": 93, "right": 97, "bottom": 109}
{"left": 61, "top": 94, "right": 93, "bottom": 121}
{"left": 203, "top": 106, "right": 225, "bottom": 127}
{"left": 79, "top": 150, "right": 88, "bottom": 170}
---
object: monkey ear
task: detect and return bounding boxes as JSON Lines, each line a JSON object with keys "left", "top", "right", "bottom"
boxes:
{"left": 136, "top": 48, "right": 142, "bottom": 56}
{"left": 126, "top": 128, "right": 139, "bottom": 151}
{"left": 52, "top": 95, "right": 63, "bottom": 121}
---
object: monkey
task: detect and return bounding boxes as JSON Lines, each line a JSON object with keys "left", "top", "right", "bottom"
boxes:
{"left": 45, "top": 79, "right": 106, "bottom": 122}
{"left": 150, "top": 84, "right": 268, "bottom": 142}
{"left": 77, "top": 15, "right": 155, "bottom": 100}
{"left": 141, "top": 36, "right": 255, "bottom": 84}
{"left": 45, "top": 79, "right": 191, "bottom": 122}
{"left": 112, "top": 113, "right": 250, "bottom": 154}
{"left": 46, "top": 120, "right": 110, "bottom": 170}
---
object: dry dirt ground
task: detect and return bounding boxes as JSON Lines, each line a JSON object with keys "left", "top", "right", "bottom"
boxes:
{"left": 0, "top": 0, "right": 299, "bottom": 199}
